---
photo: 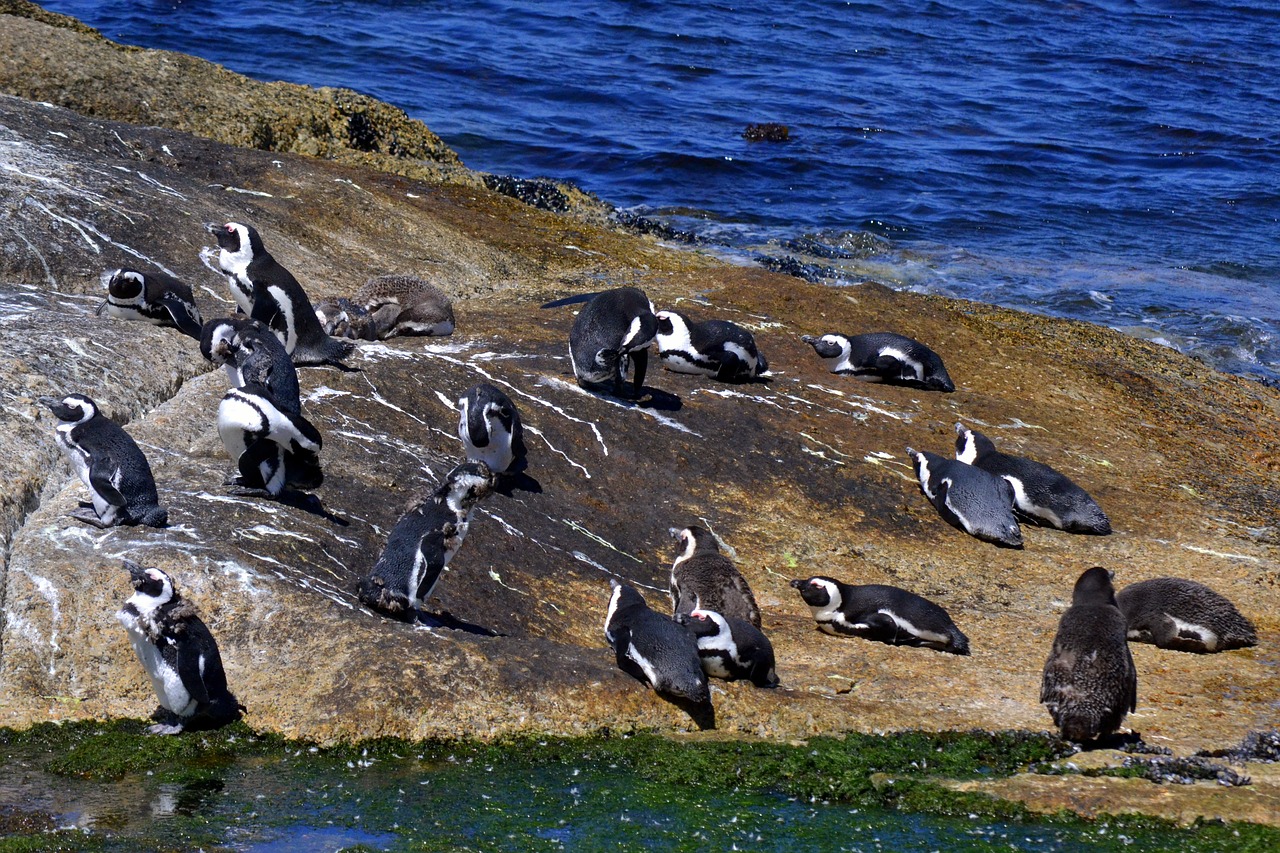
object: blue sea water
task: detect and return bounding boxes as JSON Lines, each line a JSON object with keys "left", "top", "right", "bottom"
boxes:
{"left": 42, "top": 0, "right": 1280, "bottom": 383}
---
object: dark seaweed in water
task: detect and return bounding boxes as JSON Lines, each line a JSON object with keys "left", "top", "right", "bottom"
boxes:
{"left": 483, "top": 174, "right": 570, "bottom": 213}
{"left": 756, "top": 253, "right": 841, "bottom": 283}
{"left": 611, "top": 209, "right": 707, "bottom": 245}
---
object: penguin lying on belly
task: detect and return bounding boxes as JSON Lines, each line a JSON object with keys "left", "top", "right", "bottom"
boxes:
{"left": 791, "top": 575, "right": 970, "bottom": 655}
{"left": 802, "top": 332, "right": 955, "bottom": 391}
{"left": 97, "top": 268, "right": 204, "bottom": 339}
{"left": 654, "top": 309, "right": 768, "bottom": 382}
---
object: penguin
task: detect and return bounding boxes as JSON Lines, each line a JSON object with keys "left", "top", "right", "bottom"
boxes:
{"left": 201, "top": 317, "right": 301, "bottom": 414}
{"left": 675, "top": 607, "right": 779, "bottom": 687}
{"left": 1041, "top": 567, "right": 1137, "bottom": 743}
{"left": 559, "top": 286, "right": 658, "bottom": 397}
{"left": 314, "top": 296, "right": 370, "bottom": 340}
{"left": 907, "top": 447, "right": 1023, "bottom": 548}
{"left": 116, "top": 560, "right": 244, "bottom": 735}
{"left": 97, "top": 268, "right": 203, "bottom": 339}
{"left": 604, "top": 580, "right": 714, "bottom": 729}
{"left": 357, "top": 461, "right": 497, "bottom": 622}
{"left": 217, "top": 383, "right": 323, "bottom": 497}
{"left": 668, "top": 526, "right": 761, "bottom": 628}
{"left": 801, "top": 332, "right": 955, "bottom": 391}
{"left": 1116, "top": 577, "right": 1257, "bottom": 653}
{"left": 790, "top": 575, "right": 970, "bottom": 655}
{"left": 355, "top": 273, "right": 455, "bottom": 338}
{"left": 206, "top": 221, "right": 354, "bottom": 366}
{"left": 40, "top": 393, "right": 168, "bottom": 529}
{"left": 653, "top": 309, "right": 768, "bottom": 382}
{"left": 457, "top": 383, "right": 527, "bottom": 475}
{"left": 955, "top": 423, "right": 1111, "bottom": 535}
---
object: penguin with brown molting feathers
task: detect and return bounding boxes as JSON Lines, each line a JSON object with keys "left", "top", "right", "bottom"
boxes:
{"left": 668, "top": 526, "right": 761, "bottom": 628}
{"left": 1116, "top": 577, "right": 1257, "bottom": 653}
{"left": 1041, "top": 567, "right": 1137, "bottom": 743}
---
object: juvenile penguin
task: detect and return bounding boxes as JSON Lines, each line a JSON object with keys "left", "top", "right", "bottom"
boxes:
{"left": 116, "top": 560, "right": 244, "bottom": 735}
{"left": 604, "top": 580, "right": 714, "bottom": 729}
{"left": 457, "top": 383, "right": 527, "bottom": 475}
{"left": 217, "top": 382, "right": 323, "bottom": 497}
{"left": 206, "top": 221, "right": 354, "bottom": 366}
{"left": 955, "top": 423, "right": 1111, "bottom": 535}
{"left": 357, "top": 462, "right": 497, "bottom": 622}
{"left": 669, "top": 526, "right": 761, "bottom": 628}
{"left": 201, "top": 317, "right": 301, "bottom": 414}
{"left": 675, "top": 607, "right": 779, "bottom": 687}
{"left": 40, "top": 393, "right": 168, "bottom": 528}
{"left": 355, "top": 274, "right": 455, "bottom": 338}
{"left": 801, "top": 332, "right": 955, "bottom": 391}
{"left": 97, "top": 268, "right": 203, "bottom": 339}
{"left": 907, "top": 447, "right": 1023, "bottom": 548}
{"left": 314, "top": 296, "right": 369, "bottom": 340}
{"left": 790, "top": 575, "right": 970, "bottom": 654}
{"left": 562, "top": 287, "right": 658, "bottom": 396}
{"left": 1041, "top": 567, "right": 1137, "bottom": 743}
{"left": 654, "top": 309, "right": 768, "bottom": 382}
{"left": 1116, "top": 577, "right": 1257, "bottom": 653}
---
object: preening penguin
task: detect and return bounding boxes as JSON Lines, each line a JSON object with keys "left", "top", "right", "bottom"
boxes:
{"left": 790, "top": 575, "right": 970, "bottom": 655}
{"left": 668, "top": 526, "right": 761, "bottom": 628}
{"left": 675, "top": 607, "right": 779, "bottom": 687}
{"left": 316, "top": 275, "right": 455, "bottom": 340}
{"left": 653, "top": 309, "right": 768, "bottom": 382}
{"left": 206, "top": 221, "right": 354, "bottom": 366}
{"left": 801, "top": 332, "right": 954, "bottom": 391}
{"left": 40, "top": 393, "right": 168, "bottom": 528}
{"left": 557, "top": 286, "right": 658, "bottom": 397}
{"left": 457, "top": 383, "right": 527, "bottom": 475}
{"left": 357, "top": 461, "right": 497, "bottom": 623}
{"left": 201, "top": 317, "right": 301, "bottom": 414}
{"left": 907, "top": 447, "right": 1023, "bottom": 548}
{"left": 1116, "top": 577, "right": 1257, "bottom": 653}
{"left": 1041, "top": 567, "right": 1137, "bottom": 743}
{"left": 217, "top": 383, "right": 323, "bottom": 497}
{"left": 604, "top": 580, "right": 714, "bottom": 729}
{"left": 116, "top": 560, "right": 244, "bottom": 735}
{"left": 97, "top": 268, "right": 203, "bottom": 339}
{"left": 955, "top": 423, "right": 1110, "bottom": 535}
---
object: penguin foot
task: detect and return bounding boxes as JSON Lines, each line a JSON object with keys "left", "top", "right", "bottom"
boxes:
{"left": 146, "top": 723, "right": 186, "bottom": 736}
{"left": 67, "top": 507, "right": 115, "bottom": 528}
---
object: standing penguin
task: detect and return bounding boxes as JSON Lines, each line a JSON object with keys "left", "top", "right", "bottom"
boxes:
{"left": 955, "top": 423, "right": 1111, "bottom": 535}
{"left": 653, "top": 309, "right": 768, "bottom": 382}
{"left": 201, "top": 317, "right": 301, "bottom": 414}
{"left": 907, "top": 447, "right": 1023, "bottom": 548}
{"left": 1041, "top": 567, "right": 1138, "bottom": 743}
{"left": 675, "top": 607, "right": 779, "bottom": 687}
{"left": 801, "top": 332, "right": 955, "bottom": 391}
{"left": 357, "top": 461, "right": 497, "bottom": 623}
{"left": 790, "top": 575, "right": 970, "bottom": 654}
{"left": 1116, "top": 577, "right": 1257, "bottom": 653}
{"left": 116, "top": 560, "right": 244, "bottom": 735}
{"left": 457, "top": 383, "right": 527, "bottom": 475}
{"left": 668, "top": 526, "right": 761, "bottom": 628}
{"left": 217, "top": 382, "right": 323, "bottom": 497}
{"left": 604, "top": 580, "right": 714, "bottom": 729}
{"left": 40, "top": 394, "right": 167, "bottom": 529}
{"left": 551, "top": 286, "right": 657, "bottom": 397}
{"left": 206, "top": 221, "right": 354, "bottom": 366}
{"left": 97, "top": 268, "right": 204, "bottom": 339}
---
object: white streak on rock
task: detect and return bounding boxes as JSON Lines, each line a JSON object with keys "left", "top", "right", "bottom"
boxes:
{"left": 561, "top": 518, "right": 643, "bottom": 563}
{"left": 524, "top": 425, "right": 590, "bottom": 479}
{"left": 192, "top": 491, "right": 280, "bottom": 514}
{"left": 16, "top": 569, "right": 60, "bottom": 674}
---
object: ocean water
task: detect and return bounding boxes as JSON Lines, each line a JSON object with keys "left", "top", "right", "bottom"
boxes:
{"left": 42, "top": 0, "right": 1280, "bottom": 384}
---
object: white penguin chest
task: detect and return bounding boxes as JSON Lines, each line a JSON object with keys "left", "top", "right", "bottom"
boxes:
{"left": 117, "top": 610, "right": 195, "bottom": 716}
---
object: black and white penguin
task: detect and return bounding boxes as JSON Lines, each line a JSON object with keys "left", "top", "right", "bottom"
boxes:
{"left": 357, "top": 461, "right": 497, "bottom": 622}
{"left": 116, "top": 560, "right": 244, "bottom": 735}
{"left": 790, "top": 575, "right": 970, "bottom": 655}
{"left": 1041, "top": 566, "right": 1137, "bottom": 743}
{"left": 604, "top": 580, "right": 714, "bottom": 729}
{"left": 457, "top": 383, "right": 527, "bottom": 475}
{"left": 955, "top": 423, "right": 1111, "bottom": 535}
{"left": 669, "top": 526, "right": 761, "bottom": 628}
{"left": 40, "top": 393, "right": 168, "bottom": 528}
{"left": 675, "top": 607, "right": 779, "bottom": 687}
{"left": 201, "top": 317, "right": 301, "bottom": 414}
{"left": 217, "top": 382, "right": 323, "bottom": 497}
{"left": 801, "top": 332, "right": 955, "bottom": 391}
{"left": 653, "top": 309, "right": 768, "bottom": 382}
{"left": 1116, "top": 577, "right": 1257, "bottom": 653}
{"left": 907, "top": 446, "right": 1023, "bottom": 548}
{"left": 558, "top": 287, "right": 658, "bottom": 397}
{"left": 97, "top": 268, "right": 204, "bottom": 339}
{"left": 206, "top": 221, "right": 354, "bottom": 366}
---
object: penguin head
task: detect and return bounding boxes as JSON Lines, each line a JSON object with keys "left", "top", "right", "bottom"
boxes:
{"left": 678, "top": 607, "right": 730, "bottom": 639}
{"left": 670, "top": 526, "right": 719, "bottom": 562}
{"left": 620, "top": 309, "right": 659, "bottom": 354}
{"left": 604, "top": 579, "right": 648, "bottom": 639}
{"left": 102, "top": 269, "right": 146, "bottom": 304}
{"left": 124, "top": 559, "right": 175, "bottom": 604}
{"left": 954, "top": 423, "right": 997, "bottom": 464}
{"left": 208, "top": 222, "right": 264, "bottom": 268}
{"left": 200, "top": 317, "right": 246, "bottom": 365}
{"left": 801, "top": 333, "right": 850, "bottom": 364}
{"left": 905, "top": 447, "right": 936, "bottom": 496}
{"left": 1072, "top": 566, "right": 1118, "bottom": 607}
{"left": 314, "top": 298, "right": 353, "bottom": 337}
{"left": 922, "top": 360, "right": 956, "bottom": 392}
{"left": 439, "top": 461, "right": 497, "bottom": 512}
{"left": 654, "top": 310, "right": 692, "bottom": 347}
{"left": 790, "top": 576, "right": 841, "bottom": 609}
{"left": 39, "top": 393, "right": 99, "bottom": 424}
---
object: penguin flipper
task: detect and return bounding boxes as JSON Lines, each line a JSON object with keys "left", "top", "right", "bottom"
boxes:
{"left": 88, "top": 463, "right": 128, "bottom": 511}
{"left": 175, "top": 639, "right": 212, "bottom": 708}
{"left": 630, "top": 347, "right": 649, "bottom": 395}
{"left": 159, "top": 294, "right": 204, "bottom": 339}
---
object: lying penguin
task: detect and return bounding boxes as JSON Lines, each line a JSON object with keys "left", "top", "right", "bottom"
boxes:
{"left": 1116, "top": 577, "right": 1257, "bottom": 653}
{"left": 654, "top": 309, "right": 768, "bottom": 382}
{"left": 97, "top": 268, "right": 203, "bottom": 339}
{"left": 791, "top": 575, "right": 970, "bottom": 655}
{"left": 907, "top": 446, "right": 1023, "bottom": 548}
{"left": 802, "top": 331, "right": 954, "bottom": 391}
{"left": 675, "top": 606, "right": 779, "bottom": 687}
{"left": 316, "top": 274, "right": 455, "bottom": 340}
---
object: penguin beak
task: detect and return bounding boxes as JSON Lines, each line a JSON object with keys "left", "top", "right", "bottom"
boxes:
{"left": 788, "top": 578, "right": 805, "bottom": 590}
{"left": 123, "top": 560, "right": 148, "bottom": 586}
{"left": 37, "top": 396, "right": 58, "bottom": 409}
{"left": 204, "top": 221, "right": 224, "bottom": 237}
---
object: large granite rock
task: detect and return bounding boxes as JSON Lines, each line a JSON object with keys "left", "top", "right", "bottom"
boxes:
{"left": 0, "top": 3, "right": 1278, "bottom": 827}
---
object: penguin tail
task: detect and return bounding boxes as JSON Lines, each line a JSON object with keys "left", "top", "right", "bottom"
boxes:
{"left": 137, "top": 506, "right": 170, "bottom": 528}
{"left": 291, "top": 335, "right": 356, "bottom": 367}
